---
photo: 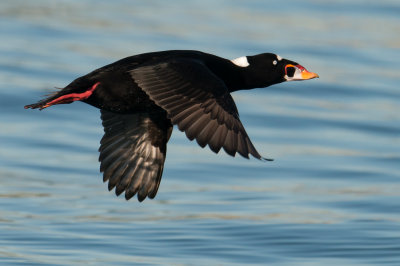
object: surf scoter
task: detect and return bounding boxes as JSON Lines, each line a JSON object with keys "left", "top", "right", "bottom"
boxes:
{"left": 25, "top": 50, "right": 318, "bottom": 201}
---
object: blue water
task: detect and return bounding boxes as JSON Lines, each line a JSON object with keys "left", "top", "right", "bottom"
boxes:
{"left": 1, "top": 0, "right": 400, "bottom": 265}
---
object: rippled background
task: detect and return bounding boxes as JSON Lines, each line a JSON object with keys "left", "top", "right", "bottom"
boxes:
{"left": 1, "top": 0, "right": 400, "bottom": 265}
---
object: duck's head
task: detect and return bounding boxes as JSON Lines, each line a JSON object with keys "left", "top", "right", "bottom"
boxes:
{"left": 231, "top": 53, "right": 319, "bottom": 88}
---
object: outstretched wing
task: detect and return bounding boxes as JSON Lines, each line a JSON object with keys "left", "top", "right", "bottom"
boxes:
{"left": 99, "top": 110, "right": 172, "bottom": 201}
{"left": 130, "top": 58, "right": 266, "bottom": 160}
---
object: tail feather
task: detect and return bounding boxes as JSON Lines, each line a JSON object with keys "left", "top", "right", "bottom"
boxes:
{"left": 24, "top": 88, "right": 64, "bottom": 110}
{"left": 24, "top": 82, "right": 100, "bottom": 110}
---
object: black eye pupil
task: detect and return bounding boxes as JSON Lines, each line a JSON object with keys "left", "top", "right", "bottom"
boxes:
{"left": 286, "top": 67, "right": 295, "bottom": 77}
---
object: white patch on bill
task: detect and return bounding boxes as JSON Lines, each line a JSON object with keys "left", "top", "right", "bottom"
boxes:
{"left": 231, "top": 56, "right": 249, "bottom": 67}
{"left": 276, "top": 54, "right": 282, "bottom": 61}
{"left": 285, "top": 66, "right": 303, "bottom": 81}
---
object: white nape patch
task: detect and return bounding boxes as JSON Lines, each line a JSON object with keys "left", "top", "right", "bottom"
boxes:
{"left": 231, "top": 56, "right": 249, "bottom": 67}
{"left": 273, "top": 60, "right": 277, "bottom": 65}
{"left": 276, "top": 54, "right": 282, "bottom": 61}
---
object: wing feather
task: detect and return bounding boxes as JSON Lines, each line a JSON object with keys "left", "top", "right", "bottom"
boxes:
{"left": 130, "top": 58, "right": 265, "bottom": 159}
{"left": 99, "top": 110, "right": 172, "bottom": 201}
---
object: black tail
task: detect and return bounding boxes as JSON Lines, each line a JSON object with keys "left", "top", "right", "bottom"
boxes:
{"left": 24, "top": 88, "right": 64, "bottom": 110}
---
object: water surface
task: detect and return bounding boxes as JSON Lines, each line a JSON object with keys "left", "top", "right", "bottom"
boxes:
{"left": 0, "top": 0, "right": 399, "bottom": 265}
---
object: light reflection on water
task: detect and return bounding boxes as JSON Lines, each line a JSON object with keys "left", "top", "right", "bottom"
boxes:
{"left": 0, "top": 0, "right": 400, "bottom": 265}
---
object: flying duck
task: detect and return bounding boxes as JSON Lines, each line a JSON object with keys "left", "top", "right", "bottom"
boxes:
{"left": 25, "top": 50, "right": 318, "bottom": 201}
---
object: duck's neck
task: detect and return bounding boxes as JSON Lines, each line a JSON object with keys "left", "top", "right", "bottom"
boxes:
{"left": 206, "top": 56, "right": 280, "bottom": 93}
{"left": 203, "top": 58, "right": 249, "bottom": 92}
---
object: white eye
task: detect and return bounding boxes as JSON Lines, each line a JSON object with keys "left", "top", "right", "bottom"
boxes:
{"left": 273, "top": 60, "right": 277, "bottom": 65}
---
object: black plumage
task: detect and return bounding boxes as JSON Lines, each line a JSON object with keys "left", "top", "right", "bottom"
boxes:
{"left": 25, "top": 50, "right": 318, "bottom": 201}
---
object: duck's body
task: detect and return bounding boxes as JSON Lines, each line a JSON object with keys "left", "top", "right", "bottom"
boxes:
{"left": 25, "top": 50, "right": 318, "bottom": 201}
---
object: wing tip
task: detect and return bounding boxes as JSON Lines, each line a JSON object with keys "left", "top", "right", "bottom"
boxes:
{"left": 249, "top": 151, "right": 274, "bottom": 162}
{"left": 261, "top": 156, "right": 274, "bottom": 162}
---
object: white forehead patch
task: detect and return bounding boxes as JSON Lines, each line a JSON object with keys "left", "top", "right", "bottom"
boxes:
{"left": 231, "top": 56, "right": 249, "bottom": 67}
{"left": 276, "top": 54, "right": 282, "bottom": 61}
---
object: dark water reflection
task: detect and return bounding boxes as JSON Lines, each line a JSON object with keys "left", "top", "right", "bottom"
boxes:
{"left": 1, "top": 0, "right": 400, "bottom": 265}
